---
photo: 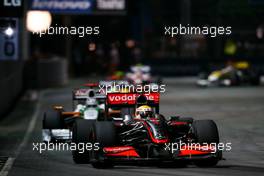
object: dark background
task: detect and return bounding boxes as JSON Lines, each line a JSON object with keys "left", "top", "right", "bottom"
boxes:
{"left": 28, "top": 0, "right": 264, "bottom": 76}
{"left": 1, "top": 0, "right": 264, "bottom": 116}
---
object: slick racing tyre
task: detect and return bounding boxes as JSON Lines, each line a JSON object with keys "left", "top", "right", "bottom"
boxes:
{"left": 72, "top": 119, "right": 95, "bottom": 164}
{"left": 90, "top": 121, "right": 116, "bottom": 168}
{"left": 43, "top": 110, "right": 63, "bottom": 129}
{"left": 192, "top": 120, "right": 221, "bottom": 167}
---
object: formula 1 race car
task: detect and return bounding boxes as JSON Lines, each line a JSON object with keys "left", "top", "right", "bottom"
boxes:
{"left": 42, "top": 87, "right": 106, "bottom": 143}
{"left": 42, "top": 81, "right": 132, "bottom": 143}
{"left": 126, "top": 64, "right": 162, "bottom": 85}
{"left": 72, "top": 92, "right": 222, "bottom": 168}
{"left": 108, "top": 65, "right": 162, "bottom": 85}
{"left": 197, "top": 61, "right": 261, "bottom": 87}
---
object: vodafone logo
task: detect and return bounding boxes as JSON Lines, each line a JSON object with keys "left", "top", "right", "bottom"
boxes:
{"left": 145, "top": 95, "right": 155, "bottom": 101}
{"left": 109, "top": 94, "right": 136, "bottom": 102}
{"left": 108, "top": 93, "right": 157, "bottom": 104}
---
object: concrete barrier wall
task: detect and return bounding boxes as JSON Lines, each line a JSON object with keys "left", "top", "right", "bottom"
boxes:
{"left": 37, "top": 58, "right": 68, "bottom": 88}
{"left": 0, "top": 58, "right": 68, "bottom": 117}
{"left": 0, "top": 61, "right": 23, "bottom": 117}
{"left": 24, "top": 58, "right": 68, "bottom": 89}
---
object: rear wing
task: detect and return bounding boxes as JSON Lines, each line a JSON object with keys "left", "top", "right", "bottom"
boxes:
{"left": 99, "top": 80, "right": 129, "bottom": 86}
{"left": 72, "top": 88, "right": 106, "bottom": 100}
{"left": 131, "top": 65, "right": 151, "bottom": 73}
{"left": 73, "top": 80, "right": 130, "bottom": 100}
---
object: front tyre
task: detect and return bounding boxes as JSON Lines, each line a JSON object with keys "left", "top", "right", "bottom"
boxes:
{"left": 192, "top": 120, "right": 221, "bottom": 167}
{"left": 43, "top": 110, "right": 63, "bottom": 129}
{"left": 42, "top": 110, "right": 63, "bottom": 143}
{"left": 90, "top": 121, "right": 116, "bottom": 168}
{"left": 72, "top": 119, "right": 94, "bottom": 164}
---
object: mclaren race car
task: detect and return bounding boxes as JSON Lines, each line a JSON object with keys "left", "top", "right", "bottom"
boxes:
{"left": 72, "top": 92, "right": 222, "bottom": 168}
{"left": 197, "top": 61, "right": 261, "bottom": 87}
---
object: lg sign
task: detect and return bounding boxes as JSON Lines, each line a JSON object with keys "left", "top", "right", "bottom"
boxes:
{"left": 3, "top": 0, "right": 21, "bottom": 7}
{"left": 0, "top": 0, "right": 23, "bottom": 17}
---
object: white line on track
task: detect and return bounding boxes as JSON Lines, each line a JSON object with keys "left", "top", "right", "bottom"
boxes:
{"left": 0, "top": 93, "right": 42, "bottom": 176}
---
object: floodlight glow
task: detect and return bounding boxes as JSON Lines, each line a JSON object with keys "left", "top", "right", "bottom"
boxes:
{"left": 4, "top": 27, "right": 14, "bottom": 36}
{"left": 26, "top": 11, "right": 52, "bottom": 33}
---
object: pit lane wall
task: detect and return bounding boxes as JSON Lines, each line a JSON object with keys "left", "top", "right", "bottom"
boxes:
{"left": 0, "top": 61, "right": 23, "bottom": 117}
{"left": 24, "top": 58, "right": 68, "bottom": 89}
{"left": 0, "top": 58, "right": 68, "bottom": 117}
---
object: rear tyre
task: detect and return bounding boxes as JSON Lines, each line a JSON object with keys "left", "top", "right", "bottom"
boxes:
{"left": 192, "top": 120, "right": 220, "bottom": 167}
{"left": 72, "top": 119, "right": 95, "bottom": 164}
{"left": 43, "top": 110, "right": 63, "bottom": 129}
{"left": 90, "top": 121, "right": 116, "bottom": 168}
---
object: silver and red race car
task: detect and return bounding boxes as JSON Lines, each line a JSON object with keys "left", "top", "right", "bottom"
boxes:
{"left": 72, "top": 92, "right": 222, "bottom": 168}
{"left": 42, "top": 80, "right": 131, "bottom": 143}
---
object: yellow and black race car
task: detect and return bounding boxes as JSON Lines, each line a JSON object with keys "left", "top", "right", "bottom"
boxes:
{"left": 197, "top": 61, "right": 261, "bottom": 87}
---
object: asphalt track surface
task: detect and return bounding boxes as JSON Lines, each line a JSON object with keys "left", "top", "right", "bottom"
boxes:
{"left": 1, "top": 77, "right": 264, "bottom": 176}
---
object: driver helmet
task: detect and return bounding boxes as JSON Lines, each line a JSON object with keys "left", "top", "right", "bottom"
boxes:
{"left": 135, "top": 105, "right": 153, "bottom": 119}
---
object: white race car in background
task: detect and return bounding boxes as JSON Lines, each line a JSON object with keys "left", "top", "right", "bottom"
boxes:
{"left": 126, "top": 65, "right": 162, "bottom": 85}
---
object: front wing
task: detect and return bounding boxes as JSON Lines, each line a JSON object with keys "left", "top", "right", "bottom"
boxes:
{"left": 101, "top": 145, "right": 220, "bottom": 162}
